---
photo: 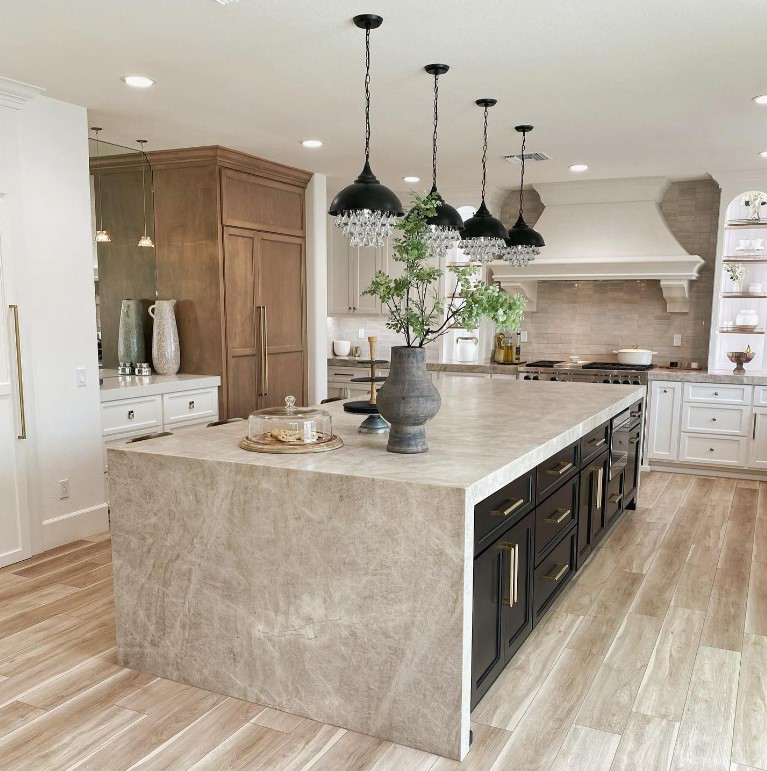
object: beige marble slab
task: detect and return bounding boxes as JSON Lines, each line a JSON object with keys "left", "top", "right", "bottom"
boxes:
{"left": 327, "top": 356, "right": 519, "bottom": 376}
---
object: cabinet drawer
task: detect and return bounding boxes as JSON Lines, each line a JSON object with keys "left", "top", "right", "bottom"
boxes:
{"left": 533, "top": 527, "right": 577, "bottom": 623}
{"left": 606, "top": 471, "right": 624, "bottom": 527}
{"left": 163, "top": 388, "right": 218, "bottom": 426}
{"left": 681, "top": 403, "right": 751, "bottom": 436}
{"left": 679, "top": 433, "right": 748, "bottom": 467}
{"left": 536, "top": 441, "right": 579, "bottom": 501}
{"left": 683, "top": 382, "right": 751, "bottom": 406}
{"left": 101, "top": 396, "right": 162, "bottom": 437}
{"left": 535, "top": 475, "right": 578, "bottom": 562}
{"left": 580, "top": 422, "right": 610, "bottom": 465}
{"left": 475, "top": 471, "right": 535, "bottom": 554}
{"left": 754, "top": 386, "right": 767, "bottom": 406}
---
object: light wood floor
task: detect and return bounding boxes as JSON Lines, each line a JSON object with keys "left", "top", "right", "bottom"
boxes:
{"left": 0, "top": 472, "right": 765, "bottom": 770}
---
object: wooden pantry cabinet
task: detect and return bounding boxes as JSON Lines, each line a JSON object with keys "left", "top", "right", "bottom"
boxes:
{"left": 148, "top": 147, "right": 311, "bottom": 418}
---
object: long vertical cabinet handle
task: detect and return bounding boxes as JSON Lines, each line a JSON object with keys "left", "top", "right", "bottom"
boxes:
{"left": 262, "top": 306, "right": 268, "bottom": 398}
{"left": 754, "top": 413, "right": 758, "bottom": 440}
{"left": 502, "top": 542, "right": 519, "bottom": 608}
{"left": 9, "top": 305, "right": 26, "bottom": 439}
{"left": 256, "top": 306, "right": 268, "bottom": 401}
{"left": 595, "top": 466, "right": 603, "bottom": 508}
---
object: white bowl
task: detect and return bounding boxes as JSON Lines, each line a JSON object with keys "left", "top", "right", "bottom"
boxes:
{"left": 333, "top": 340, "right": 351, "bottom": 357}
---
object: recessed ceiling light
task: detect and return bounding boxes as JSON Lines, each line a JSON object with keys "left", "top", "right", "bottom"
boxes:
{"left": 121, "top": 75, "right": 155, "bottom": 88}
{"left": 753, "top": 95, "right": 767, "bottom": 105}
{"left": 301, "top": 139, "right": 323, "bottom": 148}
{"left": 402, "top": 176, "right": 420, "bottom": 183}
{"left": 760, "top": 151, "right": 767, "bottom": 158}
{"left": 569, "top": 164, "right": 589, "bottom": 172}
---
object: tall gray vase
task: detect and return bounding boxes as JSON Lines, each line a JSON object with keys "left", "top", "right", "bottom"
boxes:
{"left": 117, "top": 299, "right": 145, "bottom": 366}
{"left": 376, "top": 346, "right": 441, "bottom": 454}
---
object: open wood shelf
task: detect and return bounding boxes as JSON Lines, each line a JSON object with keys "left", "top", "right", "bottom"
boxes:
{"left": 723, "top": 257, "right": 767, "bottom": 264}
{"left": 718, "top": 326, "right": 765, "bottom": 334}
{"left": 726, "top": 220, "right": 767, "bottom": 229}
{"left": 720, "top": 292, "right": 767, "bottom": 298}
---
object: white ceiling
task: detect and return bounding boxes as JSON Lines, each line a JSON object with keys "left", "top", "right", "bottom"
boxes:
{"left": 1, "top": 0, "right": 765, "bottom": 200}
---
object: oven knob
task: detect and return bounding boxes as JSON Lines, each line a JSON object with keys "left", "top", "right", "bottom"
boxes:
{"left": 533, "top": 375, "right": 540, "bottom": 380}
{"left": 632, "top": 378, "right": 641, "bottom": 385}
{"left": 550, "top": 375, "right": 558, "bottom": 381}
{"left": 622, "top": 379, "right": 631, "bottom": 384}
{"left": 613, "top": 378, "right": 622, "bottom": 384}
{"left": 523, "top": 375, "right": 531, "bottom": 380}
{"left": 602, "top": 378, "right": 611, "bottom": 383}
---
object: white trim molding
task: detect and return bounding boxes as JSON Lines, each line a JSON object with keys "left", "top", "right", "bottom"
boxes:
{"left": 0, "top": 76, "right": 45, "bottom": 110}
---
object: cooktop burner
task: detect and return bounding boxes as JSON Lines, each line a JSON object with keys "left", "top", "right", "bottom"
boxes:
{"left": 526, "top": 360, "right": 564, "bottom": 368}
{"left": 582, "top": 362, "right": 655, "bottom": 371}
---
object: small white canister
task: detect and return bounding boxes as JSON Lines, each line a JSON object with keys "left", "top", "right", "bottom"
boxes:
{"left": 456, "top": 335, "right": 479, "bottom": 363}
{"left": 736, "top": 309, "right": 759, "bottom": 328}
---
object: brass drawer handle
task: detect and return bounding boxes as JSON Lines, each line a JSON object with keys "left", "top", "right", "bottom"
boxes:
{"left": 545, "top": 460, "right": 574, "bottom": 476}
{"left": 492, "top": 498, "right": 525, "bottom": 517}
{"left": 589, "top": 437, "right": 606, "bottom": 448}
{"left": 544, "top": 563, "right": 568, "bottom": 582}
{"left": 501, "top": 542, "right": 519, "bottom": 607}
{"left": 630, "top": 410, "right": 641, "bottom": 418}
{"left": 545, "top": 508, "right": 571, "bottom": 525}
{"left": 629, "top": 436, "right": 640, "bottom": 444}
{"left": 9, "top": 305, "right": 26, "bottom": 439}
{"left": 608, "top": 493, "right": 623, "bottom": 504}
{"left": 128, "top": 410, "right": 135, "bottom": 420}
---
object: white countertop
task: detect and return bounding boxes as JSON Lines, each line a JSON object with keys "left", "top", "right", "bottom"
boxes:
{"left": 100, "top": 371, "right": 221, "bottom": 402}
{"left": 113, "top": 378, "right": 643, "bottom": 504}
{"left": 648, "top": 368, "right": 767, "bottom": 385}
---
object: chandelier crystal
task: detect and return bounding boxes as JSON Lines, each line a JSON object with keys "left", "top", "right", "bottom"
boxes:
{"left": 91, "top": 127, "right": 111, "bottom": 244}
{"left": 502, "top": 125, "right": 544, "bottom": 265}
{"left": 461, "top": 100, "right": 508, "bottom": 264}
{"left": 329, "top": 15, "right": 403, "bottom": 245}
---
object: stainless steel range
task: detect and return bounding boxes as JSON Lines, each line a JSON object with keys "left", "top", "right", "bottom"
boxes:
{"left": 518, "top": 360, "right": 653, "bottom": 385}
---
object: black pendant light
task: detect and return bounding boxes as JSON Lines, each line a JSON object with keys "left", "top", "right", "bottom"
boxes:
{"left": 503, "top": 124, "right": 544, "bottom": 266}
{"left": 418, "top": 63, "right": 464, "bottom": 259}
{"left": 461, "top": 99, "right": 508, "bottom": 263}
{"left": 329, "top": 14, "right": 403, "bottom": 247}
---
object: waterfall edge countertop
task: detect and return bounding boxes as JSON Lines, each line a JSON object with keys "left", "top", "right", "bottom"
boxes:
{"left": 99, "top": 371, "right": 221, "bottom": 402}
{"left": 108, "top": 378, "right": 643, "bottom": 761}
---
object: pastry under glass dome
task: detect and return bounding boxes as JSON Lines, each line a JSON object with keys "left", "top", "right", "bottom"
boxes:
{"left": 247, "top": 396, "right": 333, "bottom": 447}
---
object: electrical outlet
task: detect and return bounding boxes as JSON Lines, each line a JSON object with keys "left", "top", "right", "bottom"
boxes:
{"left": 76, "top": 367, "right": 87, "bottom": 387}
{"left": 673, "top": 334, "right": 682, "bottom": 346}
{"left": 59, "top": 479, "right": 70, "bottom": 499}
{"left": 358, "top": 329, "right": 365, "bottom": 339}
{"left": 520, "top": 331, "right": 528, "bottom": 343}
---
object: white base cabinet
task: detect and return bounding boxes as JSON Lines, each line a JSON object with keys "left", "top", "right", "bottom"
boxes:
{"left": 647, "top": 381, "right": 682, "bottom": 461}
{"left": 748, "top": 408, "right": 767, "bottom": 469}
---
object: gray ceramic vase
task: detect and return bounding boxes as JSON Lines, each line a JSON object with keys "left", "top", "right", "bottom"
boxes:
{"left": 376, "top": 346, "right": 441, "bottom": 454}
{"left": 149, "top": 299, "right": 180, "bottom": 375}
{"left": 117, "top": 299, "right": 146, "bottom": 365}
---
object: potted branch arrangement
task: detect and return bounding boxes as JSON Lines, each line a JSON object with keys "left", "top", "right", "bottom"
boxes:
{"left": 364, "top": 192, "right": 526, "bottom": 454}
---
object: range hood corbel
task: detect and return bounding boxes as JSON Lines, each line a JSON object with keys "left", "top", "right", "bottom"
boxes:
{"left": 491, "top": 176, "right": 705, "bottom": 313}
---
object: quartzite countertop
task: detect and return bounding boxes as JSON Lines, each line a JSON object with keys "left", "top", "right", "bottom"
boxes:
{"left": 648, "top": 367, "right": 767, "bottom": 385}
{"left": 100, "top": 371, "right": 221, "bottom": 402}
{"left": 108, "top": 378, "right": 644, "bottom": 760}
{"left": 328, "top": 356, "right": 520, "bottom": 376}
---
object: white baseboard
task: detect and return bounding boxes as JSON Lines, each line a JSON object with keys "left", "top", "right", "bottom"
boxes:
{"left": 42, "top": 503, "right": 109, "bottom": 550}
{"left": 646, "top": 462, "right": 767, "bottom": 482}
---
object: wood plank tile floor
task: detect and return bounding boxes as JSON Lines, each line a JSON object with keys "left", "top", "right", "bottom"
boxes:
{"left": 0, "top": 471, "right": 765, "bottom": 770}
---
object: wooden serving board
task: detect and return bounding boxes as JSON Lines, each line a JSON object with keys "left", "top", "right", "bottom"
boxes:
{"left": 239, "top": 434, "right": 344, "bottom": 453}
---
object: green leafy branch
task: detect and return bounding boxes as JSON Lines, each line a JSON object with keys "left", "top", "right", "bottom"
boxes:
{"left": 363, "top": 192, "right": 526, "bottom": 347}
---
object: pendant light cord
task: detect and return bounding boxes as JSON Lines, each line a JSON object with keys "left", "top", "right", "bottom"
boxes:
{"left": 139, "top": 140, "right": 148, "bottom": 237}
{"left": 94, "top": 129, "right": 104, "bottom": 232}
{"left": 481, "top": 105, "right": 489, "bottom": 205}
{"left": 518, "top": 129, "right": 527, "bottom": 218}
{"left": 364, "top": 28, "right": 371, "bottom": 164}
{"left": 432, "top": 72, "right": 439, "bottom": 188}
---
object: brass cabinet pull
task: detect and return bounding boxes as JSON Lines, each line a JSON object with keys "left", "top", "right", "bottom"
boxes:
{"left": 257, "top": 306, "right": 268, "bottom": 399}
{"left": 492, "top": 498, "right": 524, "bottom": 518}
{"left": 9, "top": 305, "right": 26, "bottom": 439}
{"left": 545, "top": 508, "right": 571, "bottom": 525}
{"left": 501, "top": 542, "right": 519, "bottom": 607}
{"left": 589, "top": 437, "right": 606, "bottom": 448}
{"left": 754, "top": 414, "right": 758, "bottom": 440}
{"left": 128, "top": 410, "right": 135, "bottom": 420}
{"left": 594, "top": 466, "right": 603, "bottom": 508}
{"left": 263, "top": 306, "right": 269, "bottom": 397}
{"left": 629, "top": 436, "right": 640, "bottom": 444}
{"left": 544, "top": 563, "right": 568, "bottom": 582}
{"left": 608, "top": 493, "right": 623, "bottom": 504}
{"left": 630, "top": 410, "right": 641, "bottom": 418}
{"left": 546, "top": 460, "right": 574, "bottom": 476}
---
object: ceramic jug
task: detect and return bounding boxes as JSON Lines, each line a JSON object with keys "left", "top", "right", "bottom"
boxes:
{"left": 117, "top": 299, "right": 146, "bottom": 366}
{"left": 149, "top": 299, "right": 180, "bottom": 375}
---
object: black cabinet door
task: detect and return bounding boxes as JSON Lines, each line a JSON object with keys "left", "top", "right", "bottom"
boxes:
{"left": 576, "top": 449, "right": 609, "bottom": 568}
{"left": 624, "top": 423, "right": 641, "bottom": 506}
{"left": 471, "top": 511, "right": 534, "bottom": 708}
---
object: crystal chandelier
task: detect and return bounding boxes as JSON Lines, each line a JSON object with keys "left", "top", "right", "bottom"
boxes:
{"left": 136, "top": 140, "right": 155, "bottom": 248}
{"left": 461, "top": 100, "right": 509, "bottom": 263}
{"left": 417, "top": 64, "right": 464, "bottom": 260}
{"left": 328, "top": 14, "right": 403, "bottom": 247}
{"left": 91, "top": 127, "right": 111, "bottom": 243}
{"left": 502, "top": 124, "right": 544, "bottom": 266}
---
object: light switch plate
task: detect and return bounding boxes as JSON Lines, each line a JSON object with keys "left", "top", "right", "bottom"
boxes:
{"left": 358, "top": 329, "right": 365, "bottom": 339}
{"left": 59, "top": 479, "right": 70, "bottom": 499}
{"left": 673, "top": 334, "right": 681, "bottom": 346}
{"left": 76, "top": 367, "right": 87, "bottom": 386}
{"left": 520, "top": 331, "right": 528, "bottom": 342}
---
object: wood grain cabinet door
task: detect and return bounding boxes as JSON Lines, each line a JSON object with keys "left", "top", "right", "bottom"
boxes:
{"left": 223, "top": 227, "right": 260, "bottom": 418}
{"left": 257, "top": 232, "right": 307, "bottom": 408}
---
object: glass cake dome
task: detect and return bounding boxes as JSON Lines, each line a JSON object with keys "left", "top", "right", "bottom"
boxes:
{"left": 247, "top": 396, "right": 333, "bottom": 447}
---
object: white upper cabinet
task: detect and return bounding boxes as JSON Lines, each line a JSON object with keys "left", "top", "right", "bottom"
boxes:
{"left": 327, "top": 221, "right": 384, "bottom": 315}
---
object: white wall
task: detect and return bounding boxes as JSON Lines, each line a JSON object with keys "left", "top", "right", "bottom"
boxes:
{"left": 305, "top": 173, "right": 327, "bottom": 404}
{"left": 13, "top": 95, "right": 107, "bottom": 548}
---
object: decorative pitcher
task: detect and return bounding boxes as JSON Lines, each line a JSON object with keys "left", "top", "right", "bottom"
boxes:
{"left": 149, "top": 299, "right": 180, "bottom": 375}
{"left": 117, "top": 299, "right": 146, "bottom": 366}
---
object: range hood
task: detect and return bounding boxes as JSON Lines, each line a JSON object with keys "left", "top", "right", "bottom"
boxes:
{"left": 491, "top": 176, "right": 705, "bottom": 312}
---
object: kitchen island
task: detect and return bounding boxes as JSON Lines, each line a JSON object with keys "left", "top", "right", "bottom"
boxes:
{"left": 108, "top": 378, "right": 644, "bottom": 760}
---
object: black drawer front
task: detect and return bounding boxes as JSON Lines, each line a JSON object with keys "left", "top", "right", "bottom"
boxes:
{"left": 580, "top": 421, "right": 610, "bottom": 465}
{"left": 533, "top": 527, "right": 577, "bottom": 623}
{"left": 475, "top": 470, "right": 535, "bottom": 554}
{"left": 535, "top": 475, "right": 578, "bottom": 563}
{"left": 606, "top": 471, "right": 624, "bottom": 527}
{"left": 536, "top": 441, "right": 579, "bottom": 501}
